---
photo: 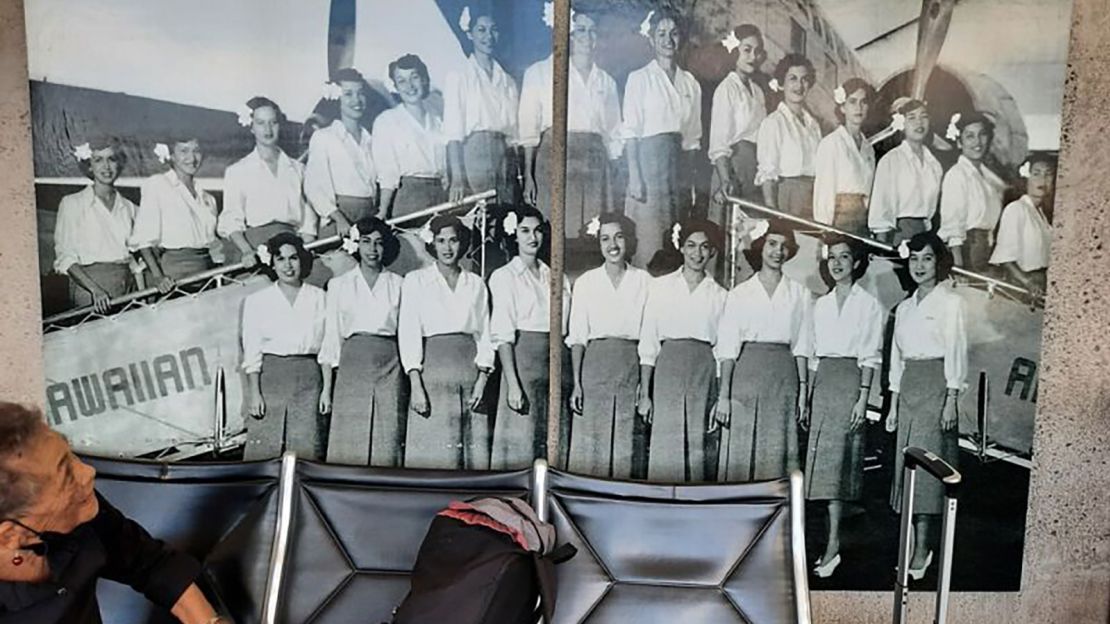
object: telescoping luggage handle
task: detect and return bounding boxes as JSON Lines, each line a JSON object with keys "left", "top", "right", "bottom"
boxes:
{"left": 892, "top": 447, "right": 962, "bottom": 624}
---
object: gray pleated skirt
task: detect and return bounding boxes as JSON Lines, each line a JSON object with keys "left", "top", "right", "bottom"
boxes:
{"left": 568, "top": 338, "right": 639, "bottom": 478}
{"left": 777, "top": 176, "right": 815, "bottom": 221}
{"left": 405, "top": 333, "right": 484, "bottom": 470}
{"left": 326, "top": 334, "right": 404, "bottom": 467}
{"left": 537, "top": 130, "right": 610, "bottom": 236}
{"left": 889, "top": 359, "right": 959, "bottom": 515}
{"left": 718, "top": 342, "right": 800, "bottom": 482}
{"left": 245, "top": 354, "right": 322, "bottom": 461}
{"left": 492, "top": 331, "right": 565, "bottom": 470}
{"left": 805, "top": 357, "right": 865, "bottom": 501}
{"left": 648, "top": 339, "right": 717, "bottom": 482}
{"left": 626, "top": 132, "right": 682, "bottom": 268}
{"left": 390, "top": 176, "right": 443, "bottom": 276}
{"left": 71, "top": 262, "right": 132, "bottom": 309}
{"left": 159, "top": 247, "right": 214, "bottom": 281}
{"left": 463, "top": 130, "right": 514, "bottom": 204}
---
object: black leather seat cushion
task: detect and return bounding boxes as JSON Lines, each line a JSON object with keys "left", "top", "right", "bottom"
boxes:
{"left": 86, "top": 456, "right": 282, "bottom": 624}
{"left": 545, "top": 471, "right": 799, "bottom": 623}
{"left": 275, "top": 461, "right": 531, "bottom": 624}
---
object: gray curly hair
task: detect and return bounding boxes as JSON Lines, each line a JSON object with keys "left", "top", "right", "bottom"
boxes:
{"left": 0, "top": 402, "right": 47, "bottom": 518}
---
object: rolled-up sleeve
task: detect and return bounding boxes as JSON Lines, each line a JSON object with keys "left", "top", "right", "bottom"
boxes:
{"left": 754, "top": 116, "right": 782, "bottom": 185}
{"left": 130, "top": 178, "right": 164, "bottom": 250}
{"left": 517, "top": 63, "right": 547, "bottom": 149}
{"left": 398, "top": 273, "right": 425, "bottom": 373}
{"left": 303, "top": 132, "right": 338, "bottom": 220}
{"left": 216, "top": 162, "right": 248, "bottom": 238}
{"left": 53, "top": 195, "right": 81, "bottom": 274}
{"left": 621, "top": 72, "right": 646, "bottom": 141}
{"left": 937, "top": 168, "right": 969, "bottom": 246}
{"left": 708, "top": 81, "right": 736, "bottom": 163}
{"left": 488, "top": 269, "right": 518, "bottom": 347}
{"left": 443, "top": 71, "right": 468, "bottom": 144}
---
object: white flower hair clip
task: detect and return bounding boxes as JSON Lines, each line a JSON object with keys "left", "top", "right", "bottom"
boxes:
{"left": 153, "top": 143, "right": 171, "bottom": 164}
{"left": 945, "top": 113, "right": 961, "bottom": 141}
{"left": 639, "top": 10, "right": 654, "bottom": 37}
{"left": 1018, "top": 161, "right": 1031, "bottom": 179}
{"left": 459, "top": 5, "right": 471, "bottom": 31}
{"left": 543, "top": 2, "right": 555, "bottom": 28}
{"left": 503, "top": 211, "right": 519, "bottom": 236}
{"left": 460, "top": 199, "right": 484, "bottom": 230}
{"left": 73, "top": 143, "right": 93, "bottom": 161}
{"left": 671, "top": 222, "right": 682, "bottom": 249}
{"left": 322, "top": 82, "right": 343, "bottom": 100}
{"left": 256, "top": 244, "right": 272, "bottom": 266}
{"left": 768, "top": 78, "right": 781, "bottom": 93}
{"left": 897, "top": 240, "right": 910, "bottom": 259}
{"left": 748, "top": 218, "right": 769, "bottom": 241}
{"left": 721, "top": 30, "right": 741, "bottom": 53}
{"left": 341, "top": 224, "right": 360, "bottom": 255}
{"left": 585, "top": 216, "right": 601, "bottom": 237}
{"left": 237, "top": 104, "right": 253, "bottom": 128}
{"left": 890, "top": 112, "right": 906, "bottom": 132}
{"left": 819, "top": 242, "right": 829, "bottom": 260}
{"left": 418, "top": 222, "right": 435, "bottom": 244}
{"left": 833, "top": 85, "right": 846, "bottom": 104}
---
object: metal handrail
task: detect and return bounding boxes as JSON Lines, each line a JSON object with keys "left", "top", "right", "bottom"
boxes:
{"left": 724, "top": 194, "right": 1043, "bottom": 304}
{"left": 43, "top": 189, "right": 496, "bottom": 325}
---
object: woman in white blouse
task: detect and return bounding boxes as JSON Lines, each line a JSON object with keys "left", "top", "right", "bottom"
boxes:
{"left": 623, "top": 7, "right": 703, "bottom": 268}
{"left": 445, "top": 5, "right": 520, "bottom": 205}
{"left": 884, "top": 231, "right": 967, "bottom": 579}
{"left": 240, "top": 232, "right": 326, "bottom": 461}
{"left": 812, "top": 78, "right": 876, "bottom": 235}
{"left": 53, "top": 138, "right": 136, "bottom": 313}
{"left": 937, "top": 111, "right": 1007, "bottom": 273}
{"left": 868, "top": 98, "right": 943, "bottom": 246}
{"left": 567, "top": 214, "right": 650, "bottom": 478}
{"left": 219, "top": 97, "right": 317, "bottom": 269}
{"left": 131, "top": 137, "right": 218, "bottom": 291}
{"left": 519, "top": 10, "right": 621, "bottom": 236}
{"left": 709, "top": 24, "right": 766, "bottom": 218}
{"left": 489, "top": 206, "right": 571, "bottom": 469}
{"left": 399, "top": 214, "right": 494, "bottom": 470}
{"left": 637, "top": 218, "right": 727, "bottom": 482}
{"left": 756, "top": 54, "right": 822, "bottom": 219}
{"left": 807, "top": 235, "right": 886, "bottom": 578}
{"left": 319, "top": 217, "right": 405, "bottom": 466}
{"left": 714, "top": 219, "right": 813, "bottom": 482}
{"left": 989, "top": 154, "right": 1057, "bottom": 296}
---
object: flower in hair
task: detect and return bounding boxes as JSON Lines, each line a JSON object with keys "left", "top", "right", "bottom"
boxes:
{"left": 459, "top": 5, "right": 471, "bottom": 31}
{"left": 640, "top": 10, "right": 654, "bottom": 37}
{"left": 153, "top": 143, "right": 171, "bottom": 164}
{"left": 671, "top": 222, "right": 682, "bottom": 249}
{"left": 890, "top": 112, "right": 906, "bottom": 132}
{"left": 585, "top": 216, "right": 601, "bottom": 237}
{"left": 768, "top": 78, "right": 781, "bottom": 93}
{"left": 418, "top": 222, "right": 435, "bottom": 244}
{"left": 721, "top": 30, "right": 741, "bottom": 53}
{"left": 946, "top": 113, "right": 961, "bottom": 141}
{"left": 1018, "top": 161, "right": 1031, "bottom": 179}
{"left": 819, "top": 242, "right": 829, "bottom": 260}
{"left": 748, "top": 218, "right": 769, "bottom": 241}
{"left": 503, "top": 211, "right": 519, "bottom": 235}
{"left": 256, "top": 244, "right": 272, "bottom": 266}
{"left": 73, "top": 143, "right": 93, "bottom": 161}
{"left": 897, "top": 240, "right": 910, "bottom": 259}
{"left": 237, "top": 104, "right": 253, "bottom": 128}
{"left": 341, "top": 224, "right": 360, "bottom": 255}
{"left": 833, "top": 85, "right": 846, "bottom": 104}
{"left": 322, "top": 82, "right": 343, "bottom": 100}
{"left": 543, "top": 2, "right": 555, "bottom": 28}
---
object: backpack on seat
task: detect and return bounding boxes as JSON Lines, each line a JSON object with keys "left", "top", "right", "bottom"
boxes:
{"left": 391, "top": 497, "right": 575, "bottom": 624}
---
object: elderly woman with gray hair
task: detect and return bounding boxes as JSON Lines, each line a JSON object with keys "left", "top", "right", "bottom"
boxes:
{"left": 0, "top": 402, "right": 229, "bottom": 623}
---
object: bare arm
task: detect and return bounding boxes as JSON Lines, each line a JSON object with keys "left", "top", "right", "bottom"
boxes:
{"left": 447, "top": 141, "right": 467, "bottom": 202}
{"left": 170, "top": 583, "right": 225, "bottom": 624}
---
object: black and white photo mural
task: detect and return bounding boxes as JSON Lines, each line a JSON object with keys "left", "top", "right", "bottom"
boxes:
{"left": 24, "top": 0, "right": 1072, "bottom": 592}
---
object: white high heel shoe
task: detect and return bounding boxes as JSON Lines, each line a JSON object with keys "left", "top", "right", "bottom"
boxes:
{"left": 908, "top": 550, "right": 934, "bottom": 581}
{"left": 814, "top": 553, "right": 841, "bottom": 578}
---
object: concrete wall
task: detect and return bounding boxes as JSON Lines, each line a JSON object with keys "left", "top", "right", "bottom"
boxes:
{"left": 2, "top": 0, "right": 1108, "bottom": 620}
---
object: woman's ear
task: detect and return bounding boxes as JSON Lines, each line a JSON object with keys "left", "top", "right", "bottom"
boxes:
{"left": 0, "top": 520, "right": 31, "bottom": 551}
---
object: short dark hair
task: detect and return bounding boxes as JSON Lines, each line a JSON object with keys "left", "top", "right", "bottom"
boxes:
{"left": 596, "top": 212, "right": 638, "bottom": 259}
{"left": 818, "top": 233, "right": 870, "bottom": 288}
{"left": 906, "top": 231, "right": 954, "bottom": 285}
{"left": 1025, "top": 152, "right": 1058, "bottom": 173}
{"left": 743, "top": 218, "right": 799, "bottom": 270}
{"left": 892, "top": 97, "right": 927, "bottom": 116}
{"left": 0, "top": 403, "right": 47, "bottom": 518}
{"left": 425, "top": 214, "right": 473, "bottom": 259}
{"left": 351, "top": 216, "right": 400, "bottom": 266}
{"left": 731, "top": 23, "right": 763, "bottom": 48}
{"left": 955, "top": 111, "right": 995, "bottom": 141}
{"left": 388, "top": 54, "right": 431, "bottom": 99}
{"left": 332, "top": 67, "right": 367, "bottom": 87}
{"left": 76, "top": 139, "right": 127, "bottom": 180}
{"left": 774, "top": 53, "right": 816, "bottom": 83}
{"left": 246, "top": 96, "right": 285, "bottom": 123}
{"left": 503, "top": 205, "right": 549, "bottom": 257}
{"left": 834, "top": 77, "right": 875, "bottom": 123}
{"left": 649, "top": 6, "right": 685, "bottom": 38}
{"left": 676, "top": 217, "right": 725, "bottom": 253}
{"left": 262, "top": 232, "right": 314, "bottom": 281}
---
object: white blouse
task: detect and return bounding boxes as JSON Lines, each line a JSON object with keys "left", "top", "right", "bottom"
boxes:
{"left": 715, "top": 274, "right": 814, "bottom": 361}
{"left": 318, "top": 269, "right": 404, "bottom": 368}
{"left": 566, "top": 264, "right": 651, "bottom": 347}
{"left": 989, "top": 195, "right": 1053, "bottom": 272}
{"left": 937, "top": 155, "right": 1006, "bottom": 247}
{"left": 621, "top": 59, "right": 703, "bottom": 151}
{"left": 518, "top": 55, "right": 623, "bottom": 159}
{"left": 218, "top": 148, "right": 316, "bottom": 238}
{"left": 488, "top": 256, "right": 571, "bottom": 346}
{"left": 398, "top": 265, "right": 495, "bottom": 372}
{"left": 755, "top": 102, "right": 822, "bottom": 185}
{"left": 888, "top": 284, "right": 967, "bottom": 393}
{"left": 53, "top": 186, "right": 136, "bottom": 274}
{"left": 638, "top": 269, "right": 727, "bottom": 367}
{"left": 371, "top": 105, "right": 446, "bottom": 190}
{"left": 867, "top": 141, "right": 943, "bottom": 234}
{"left": 240, "top": 282, "right": 327, "bottom": 374}
{"left": 708, "top": 71, "right": 766, "bottom": 162}
{"left": 130, "top": 170, "right": 218, "bottom": 250}
{"left": 810, "top": 283, "right": 886, "bottom": 369}
{"left": 304, "top": 120, "right": 377, "bottom": 219}
{"left": 443, "top": 54, "right": 519, "bottom": 144}
{"left": 812, "top": 125, "right": 876, "bottom": 225}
